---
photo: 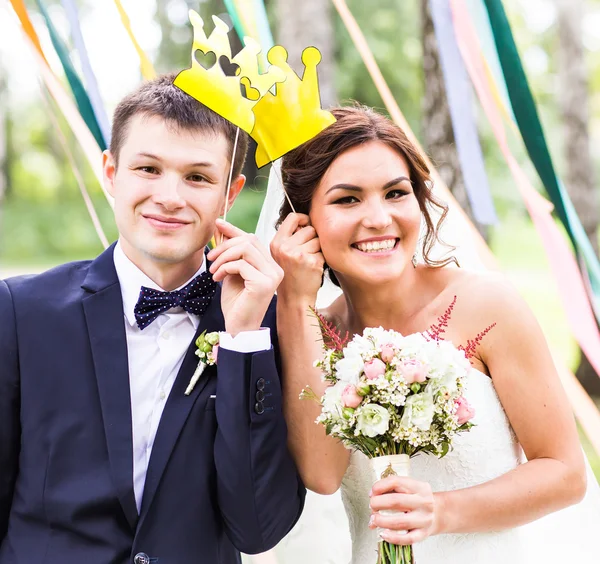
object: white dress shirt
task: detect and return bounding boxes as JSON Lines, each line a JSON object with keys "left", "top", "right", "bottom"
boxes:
{"left": 113, "top": 242, "right": 271, "bottom": 511}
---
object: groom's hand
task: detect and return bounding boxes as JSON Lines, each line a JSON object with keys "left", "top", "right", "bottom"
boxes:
{"left": 208, "top": 219, "right": 283, "bottom": 336}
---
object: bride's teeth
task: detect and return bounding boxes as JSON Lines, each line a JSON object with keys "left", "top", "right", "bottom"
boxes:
{"left": 356, "top": 239, "right": 396, "bottom": 252}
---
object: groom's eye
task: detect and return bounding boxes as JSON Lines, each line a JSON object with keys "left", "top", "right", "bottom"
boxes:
{"left": 137, "top": 166, "right": 158, "bottom": 175}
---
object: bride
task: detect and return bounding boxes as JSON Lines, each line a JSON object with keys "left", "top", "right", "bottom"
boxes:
{"left": 267, "top": 105, "right": 600, "bottom": 563}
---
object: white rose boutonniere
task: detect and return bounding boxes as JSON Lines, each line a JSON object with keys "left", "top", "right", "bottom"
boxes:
{"left": 185, "top": 330, "right": 219, "bottom": 396}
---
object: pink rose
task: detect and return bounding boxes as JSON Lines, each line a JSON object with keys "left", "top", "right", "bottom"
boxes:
{"left": 455, "top": 396, "right": 475, "bottom": 425}
{"left": 341, "top": 384, "right": 363, "bottom": 408}
{"left": 400, "top": 359, "right": 427, "bottom": 384}
{"left": 380, "top": 345, "right": 395, "bottom": 364}
{"left": 363, "top": 358, "right": 386, "bottom": 380}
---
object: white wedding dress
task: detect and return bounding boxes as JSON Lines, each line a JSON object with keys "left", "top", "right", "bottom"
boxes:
{"left": 340, "top": 368, "right": 600, "bottom": 564}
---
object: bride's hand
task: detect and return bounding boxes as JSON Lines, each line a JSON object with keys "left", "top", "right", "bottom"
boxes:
{"left": 368, "top": 476, "right": 440, "bottom": 545}
{"left": 270, "top": 213, "right": 325, "bottom": 305}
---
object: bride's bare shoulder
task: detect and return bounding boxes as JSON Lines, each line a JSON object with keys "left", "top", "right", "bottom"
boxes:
{"left": 449, "top": 269, "right": 522, "bottom": 309}
{"left": 443, "top": 269, "right": 538, "bottom": 340}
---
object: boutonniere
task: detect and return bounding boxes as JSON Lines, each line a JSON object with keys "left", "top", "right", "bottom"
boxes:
{"left": 185, "top": 330, "right": 219, "bottom": 396}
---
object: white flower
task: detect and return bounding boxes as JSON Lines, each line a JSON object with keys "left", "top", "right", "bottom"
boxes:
{"left": 335, "top": 347, "right": 364, "bottom": 385}
{"left": 400, "top": 392, "right": 435, "bottom": 431}
{"left": 348, "top": 332, "right": 376, "bottom": 354}
{"left": 355, "top": 404, "right": 390, "bottom": 437}
{"left": 397, "top": 332, "right": 429, "bottom": 356}
{"left": 426, "top": 371, "right": 459, "bottom": 395}
{"left": 322, "top": 381, "right": 346, "bottom": 417}
{"left": 363, "top": 326, "right": 401, "bottom": 349}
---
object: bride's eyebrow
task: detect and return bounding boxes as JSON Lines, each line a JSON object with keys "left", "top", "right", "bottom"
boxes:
{"left": 325, "top": 176, "right": 411, "bottom": 195}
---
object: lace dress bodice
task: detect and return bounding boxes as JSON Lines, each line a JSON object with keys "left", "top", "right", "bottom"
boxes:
{"left": 340, "top": 370, "right": 600, "bottom": 563}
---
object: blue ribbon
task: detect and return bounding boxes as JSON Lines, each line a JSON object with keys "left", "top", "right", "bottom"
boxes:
{"left": 430, "top": 0, "right": 497, "bottom": 225}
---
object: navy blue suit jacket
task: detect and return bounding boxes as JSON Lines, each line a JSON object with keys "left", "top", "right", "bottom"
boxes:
{"left": 0, "top": 244, "right": 305, "bottom": 563}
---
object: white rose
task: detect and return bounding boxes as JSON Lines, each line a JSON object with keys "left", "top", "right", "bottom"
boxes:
{"left": 400, "top": 392, "right": 435, "bottom": 431}
{"left": 335, "top": 348, "right": 364, "bottom": 385}
{"left": 397, "top": 333, "right": 429, "bottom": 357}
{"left": 355, "top": 404, "right": 390, "bottom": 437}
{"left": 346, "top": 334, "right": 373, "bottom": 356}
{"left": 322, "top": 381, "right": 346, "bottom": 417}
{"left": 363, "top": 326, "right": 401, "bottom": 349}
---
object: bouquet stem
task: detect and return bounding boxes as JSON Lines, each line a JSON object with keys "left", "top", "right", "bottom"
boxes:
{"left": 378, "top": 541, "right": 414, "bottom": 563}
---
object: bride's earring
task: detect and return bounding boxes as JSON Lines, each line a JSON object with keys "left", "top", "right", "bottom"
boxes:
{"left": 411, "top": 253, "right": 418, "bottom": 268}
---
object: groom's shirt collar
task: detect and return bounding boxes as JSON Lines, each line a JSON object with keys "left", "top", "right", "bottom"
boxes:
{"left": 113, "top": 240, "right": 206, "bottom": 329}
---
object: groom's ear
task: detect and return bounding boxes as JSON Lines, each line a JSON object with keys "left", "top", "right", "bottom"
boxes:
{"left": 221, "top": 174, "right": 246, "bottom": 216}
{"left": 103, "top": 150, "right": 117, "bottom": 198}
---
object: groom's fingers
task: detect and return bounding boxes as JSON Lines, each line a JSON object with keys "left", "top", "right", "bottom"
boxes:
{"left": 211, "top": 259, "right": 261, "bottom": 284}
{"left": 210, "top": 242, "right": 281, "bottom": 282}
{"left": 209, "top": 228, "right": 271, "bottom": 263}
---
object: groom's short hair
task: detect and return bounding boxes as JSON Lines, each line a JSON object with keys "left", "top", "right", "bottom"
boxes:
{"left": 110, "top": 72, "right": 249, "bottom": 178}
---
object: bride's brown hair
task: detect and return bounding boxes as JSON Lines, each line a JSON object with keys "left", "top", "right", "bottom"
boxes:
{"left": 277, "top": 105, "right": 455, "bottom": 283}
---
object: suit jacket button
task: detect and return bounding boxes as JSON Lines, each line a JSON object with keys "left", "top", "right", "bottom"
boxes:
{"left": 254, "top": 401, "right": 265, "bottom": 415}
{"left": 256, "top": 377, "right": 266, "bottom": 390}
{"left": 255, "top": 390, "right": 265, "bottom": 402}
{"left": 134, "top": 553, "right": 150, "bottom": 564}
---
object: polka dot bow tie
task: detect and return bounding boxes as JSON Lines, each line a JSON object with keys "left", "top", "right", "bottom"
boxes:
{"left": 134, "top": 271, "right": 217, "bottom": 330}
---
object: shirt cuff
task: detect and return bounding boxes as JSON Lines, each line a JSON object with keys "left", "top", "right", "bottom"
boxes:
{"left": 218, "top": 328, "right": 271, "bottom": 353}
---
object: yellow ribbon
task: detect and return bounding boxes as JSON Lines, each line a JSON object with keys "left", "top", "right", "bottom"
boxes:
{"left": 112, "top": 0, "right": 156, "bottom": 80}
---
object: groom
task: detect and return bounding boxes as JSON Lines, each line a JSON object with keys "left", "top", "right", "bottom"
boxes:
{"left": 0, "top": 74, "right": 304, "bottom": 563}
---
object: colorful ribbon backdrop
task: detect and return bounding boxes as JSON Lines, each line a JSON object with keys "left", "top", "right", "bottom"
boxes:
{"left": 35, "top": 0, "right": 106, "bottom": 150}
{"left": 225, "top": 0, "right": 275, "bottom": 67}
{"left": 482, "top": 0, "right": 600, "bottom": 320}
{"left": 61, "top": 0, "right": 111, "bottom": 147}
{"left": 331, "top": 0, "right": 600, "bottom": 456}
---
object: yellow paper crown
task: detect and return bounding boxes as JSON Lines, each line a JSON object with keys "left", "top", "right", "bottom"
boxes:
{"left": 175, "top": 11, "right": 335, "bottom": 167}
{"left": 173, "top": 11, "right": 285, "bottom": 133}
{"left": 249, "top": 46, "right": 336, "bottom": 168}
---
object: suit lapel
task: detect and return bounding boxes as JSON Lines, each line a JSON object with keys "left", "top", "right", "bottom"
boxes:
{"left": 81, "top": 245, "right": 138, "bottom": 530}
{"left": 139, "top": 284, "right": 224, "bottom": 518}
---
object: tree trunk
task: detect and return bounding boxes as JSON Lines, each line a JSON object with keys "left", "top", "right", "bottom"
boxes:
{"left": 556, "top": 0, "right": 600, "bottom": 395}
{"left": 421, "top": 0, "right": 487, "bottom": 238}
{"left": 274, "top": 0, "right": 337, "bottom": 107}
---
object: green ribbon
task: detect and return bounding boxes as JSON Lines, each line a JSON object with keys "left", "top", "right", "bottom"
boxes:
{"left": 483, "top": 0, "right": 600, "bottom": 317}
{"left": 36, "top": 0, "right": 106, "bottom": 150}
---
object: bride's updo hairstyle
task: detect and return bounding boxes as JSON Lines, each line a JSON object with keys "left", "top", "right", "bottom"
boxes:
{"left": 278, "top": 105, "right": 454, "bottom": 283}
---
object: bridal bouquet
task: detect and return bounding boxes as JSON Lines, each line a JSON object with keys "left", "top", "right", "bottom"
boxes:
{"left": 304, "top": 301, "right": 487, "bottom": 564}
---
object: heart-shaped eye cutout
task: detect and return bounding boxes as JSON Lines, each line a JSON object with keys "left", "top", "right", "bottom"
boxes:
{"left": 219, "top": 55, "right": 240, "bottom": 77}
{"left": 240, "top": 77, "right": 260, "bottom": 101}
{"left": 194, "top": 49, "right": 216, "bottom": 70}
